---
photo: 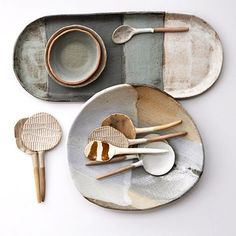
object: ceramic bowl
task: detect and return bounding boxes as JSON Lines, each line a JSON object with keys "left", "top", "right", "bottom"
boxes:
{"left": 67, "top": 84, "right": 204, "bottom": 211}
{"left": 45, "top": 27, "right": 102, "bottom": 87}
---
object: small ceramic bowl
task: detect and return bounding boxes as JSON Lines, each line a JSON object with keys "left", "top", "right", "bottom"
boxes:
{"left": 45, "top": 28, "right": 101, "bottom": 87}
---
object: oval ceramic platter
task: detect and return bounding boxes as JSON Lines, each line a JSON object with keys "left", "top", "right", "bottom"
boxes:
{"left": 14, "top": 12, "right": 223, "bottom": 101}
{"left": 67, "top": 84, "right": 204, "bottom": 210}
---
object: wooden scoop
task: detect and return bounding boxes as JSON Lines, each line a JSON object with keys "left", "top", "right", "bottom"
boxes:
{"left": 84, "top": 140, "right": 168, "bottom": 162}
{"left": 21, "top": 113, "right": 62, "bottom": 201}
{"left": 89, "top": 126, "right": 186, "bottom": 148}
{"left": 101, "top": 113, "right": 182, "bottom": 139}
{"left": 14, "top": 118, "right": 41, "bottom": 203}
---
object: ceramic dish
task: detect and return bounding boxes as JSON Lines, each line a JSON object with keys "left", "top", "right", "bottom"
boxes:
{"left": 45, "top": 28, "right": 101, "bottom": 87}
{"left": 14, "top": 12, "right": 223, "bottom": 101}
{"left": 67, "top": 84, "right": 204, "bottom": 210}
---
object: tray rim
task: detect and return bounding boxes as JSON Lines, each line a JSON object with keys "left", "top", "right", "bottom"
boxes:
{"left": 13, "top": 11, "right": 223, "bottom": 101}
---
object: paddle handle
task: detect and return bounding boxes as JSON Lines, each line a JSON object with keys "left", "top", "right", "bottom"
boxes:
{"left": 154, "top": 27, "right": 189, "bottom": 33}
{"left": 38, "top": 151, "right": 46, "bottom": 202}
{"left": 86, "top": 155, "right": 137, "bottom": 166}
{"left": 135, "top": 120, "right": 182, "bottom": 134}
{"left": 31, "top": 153, "right": 41, "bottom": 203}
{"left": 129, "top": 131, "right": 187, "bottom": 145}
{"left": 97, "top": 163, "right": 137, "bottom": 180}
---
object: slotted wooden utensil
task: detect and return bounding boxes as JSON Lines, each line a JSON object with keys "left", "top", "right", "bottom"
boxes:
{"left": 84, "top": 140, "right": 168, "bottom": 162}
{"left": 14, "top": 118, "right": 41, "bottom": 203}
{"left": 21, "top": 113, "right": 62, "bottom": 201}
{"left": 89, "top": 126, "right": 186, "bottom": 148}
{"left": 101, "top": 113, "right": 182, "bottom": 139}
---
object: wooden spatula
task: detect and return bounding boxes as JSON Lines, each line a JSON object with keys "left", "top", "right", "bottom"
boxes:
{"left": 14, "top": 118, "right": 41, "bottom": 203}
{"left": 21, "top": 113, "right": 62, "bottom": 201}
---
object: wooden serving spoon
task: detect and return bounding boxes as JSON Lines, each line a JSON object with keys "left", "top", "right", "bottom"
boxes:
{"left": 14, "top": 118, "right": 41, "bottom": 203}
{"left": 89, "top": 126, "right": 186, "bottom": 148}
{"left": 101, "top": 113, "right": 182, "bottom": 139}
{"left": 84, "top": 140, "right": 168, "bottom": 162}
{"left": 112, "top": 25, "right": 189, "bottom": 44}
{"left": 21, "top": 113, "right": 62, "bottom": 201}
{"left": 97, "top": 139, "right": 175, "bottom": 180}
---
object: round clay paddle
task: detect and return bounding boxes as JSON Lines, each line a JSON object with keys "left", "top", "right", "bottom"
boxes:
{"left": 14, "top": 118, "right": 41, "bottom": 203}
{"left": 97, "top": 138, "right": 175, "bottom": 180}
{"left": 84, "top": 140, "right": 168, "bottom": 162}
{"left": 101, "top": 113, "right": 182, "bottom": 139}
{"left": 89, "top": 126, "right": 186, "bottom": 148}
{"left": 21, "top": 113, "right": 62, "bottom": 201}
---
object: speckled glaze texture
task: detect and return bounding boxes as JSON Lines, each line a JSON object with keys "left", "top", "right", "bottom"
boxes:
{"left": 67, "top": 84, "right": 204, "bottom": 210}
{"left": 163, "top": 13, "right": 223, "bottom": 98}
{"left": 14, "top": 12, "right": 223, "bottom": 101}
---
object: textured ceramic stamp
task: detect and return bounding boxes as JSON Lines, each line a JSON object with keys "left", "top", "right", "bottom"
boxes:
{"left": 14, "top": 12, "right": 223, "bottom": 101}
{"left": 67, "top": 84, "right": 204, "bottom": 210}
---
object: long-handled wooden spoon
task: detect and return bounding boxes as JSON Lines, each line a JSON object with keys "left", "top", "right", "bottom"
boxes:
{"left": 102, "top": 113, "right": 182, "bottom": 139}
{"left": 84, "top": 140, "right": 168, "bottom": 162}
{"left": 112, "top": 25, "right": 189, "bottom": 44}
{"left": 14, "top": 118, "right": 41, "bottom": 203}
{"left": 97, "top": 140, "right": 175, "bottom": 179}
{"left": 89, "top": 126, "right": 186, "bottom": 148}
{"left": 21, "top": 113, "right": 62, "bottom": 201}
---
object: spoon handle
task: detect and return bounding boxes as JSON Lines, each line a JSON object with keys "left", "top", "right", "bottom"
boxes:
{"left": 129, "top": 131, "right": 187, "bottom": 145}
{"left": 115, "top": 147, "right": 168, "bottom": 155}
{"left": 31, "top": 153, "right": 41, "bottom": 203}
{"left": 154, "top": 27, "right": 189, "bottom": 33}
{"left": 86, "top": 155, "right": 137, "bottom": 166}
{"left": 38, "top": 151, "right": 46, "bottom": 202}
{"left": 97, "top": 161, "right": 142, "bottom": 180}
{"left": 135, "top": 120, "right": 182, "bottom": 134}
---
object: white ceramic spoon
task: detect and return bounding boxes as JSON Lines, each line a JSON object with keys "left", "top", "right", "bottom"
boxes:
{"left": 84, "top": 140, "right": 168, "bottom": 162}
{"left": 97, "top": 140, "right": 175, "bottom": 179}
{"left": 112, "top": 25, "right": 189, "bottom": 44}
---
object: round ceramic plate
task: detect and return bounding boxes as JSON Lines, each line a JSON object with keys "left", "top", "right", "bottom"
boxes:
{"left": 45, "top": 25, "right": 107, "bottom": 88}
{"left": 67, "top": 84, "right": 204, "bottom": 210}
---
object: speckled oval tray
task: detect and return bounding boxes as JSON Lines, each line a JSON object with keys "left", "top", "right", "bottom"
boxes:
{"left": 14, "top": 12, "right": 223, "bottom": 101}
{"left": 67, "top": 84, "right": 204, "bottom": 210}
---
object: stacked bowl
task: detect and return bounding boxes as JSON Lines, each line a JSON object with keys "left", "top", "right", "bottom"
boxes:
{"left": 45, "top": 25, "right": 107, "bottom": 88}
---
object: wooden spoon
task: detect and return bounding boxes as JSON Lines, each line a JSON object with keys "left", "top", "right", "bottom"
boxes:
{"left": 21, "top": 113, "right": 62, "bottom": 201}
{"left": 97, "top": 140, "right": 175, "bottom": 179}
{"left": 101, "top": 113, "right": 182, "bottom": 139}
{"left": 84, "top": 140, "right": 168, "bottom": 162}
{"left": 89, "top": 126, "right": 186, "bottom": 148}
{"left": 14, "top": 118, "right": 41, "bottom": 203}
{"left": 112, "top": 25, "right": 189, "bottom": 44}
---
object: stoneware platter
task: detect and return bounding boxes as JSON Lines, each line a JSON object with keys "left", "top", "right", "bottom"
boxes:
{"left": 67, "top": 84, "right": 204, "bottom": 210}
{"left": 14, "top": 12, "right": 223, "bottom": 101}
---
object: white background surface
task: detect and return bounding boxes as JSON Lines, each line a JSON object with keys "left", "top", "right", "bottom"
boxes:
{"left": 0, "top": 0, "right": 234, "bottom": 235}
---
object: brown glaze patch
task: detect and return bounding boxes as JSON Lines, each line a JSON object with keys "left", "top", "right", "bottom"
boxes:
{"left": 101, "top": 142, "right": 110, "bottom": 161}
{"left": 135, "top": 86, "right": 201, "bottom": 142}
{"left": 88, "top": 141, "right": 98, "bottom": 161}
